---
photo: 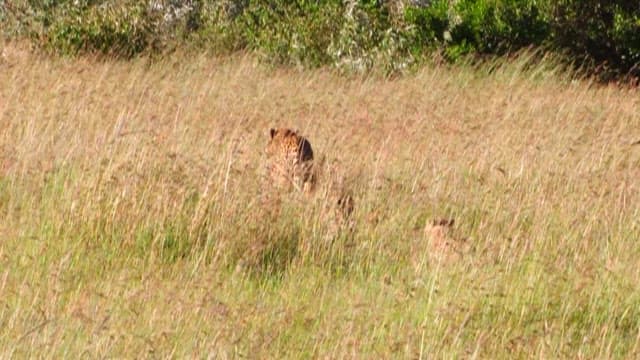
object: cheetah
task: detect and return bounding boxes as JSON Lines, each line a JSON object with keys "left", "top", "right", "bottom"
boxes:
{"left": 265, "top": 128, "right": 316, "bottom": 193}
{"left": 262, "top": 128, "right": 355, "bottom": 237}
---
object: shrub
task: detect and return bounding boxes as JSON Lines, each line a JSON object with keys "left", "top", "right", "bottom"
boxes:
{"left": 45, "top": 3, "right": 152, "bottom": 58}
{"left": 328, "top": 0, "right": 412, "bottom": 73}
{"left": 1, "top": 0, "right": 638, "bottom": 79}
{"left": 405, "top": 0, "right": 549, "bottom": 61}
{"left": 5, "top": 0, "right": 204, "bottom": 57}
{"left": 235, "top": 0, "right": 343, "bottom": 67}
{"left": 549, "top": 1, "right": 640, "bottom": 78}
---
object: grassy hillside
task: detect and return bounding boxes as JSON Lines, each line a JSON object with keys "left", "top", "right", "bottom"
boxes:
{"left": 1, "top": 42, "right": 640, "bottom": 357}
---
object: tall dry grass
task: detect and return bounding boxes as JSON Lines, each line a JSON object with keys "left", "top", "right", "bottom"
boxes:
{"left": 1, "top": 42, "right": 640, "bottom": 358}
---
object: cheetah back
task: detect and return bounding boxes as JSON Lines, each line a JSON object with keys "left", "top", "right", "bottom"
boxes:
{"left": 265, "top": 128, "right": 315, "bottom": 192}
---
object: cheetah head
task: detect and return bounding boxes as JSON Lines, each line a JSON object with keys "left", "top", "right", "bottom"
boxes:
{"left": 266, "top": 128, "right": 314, "bottom": 162}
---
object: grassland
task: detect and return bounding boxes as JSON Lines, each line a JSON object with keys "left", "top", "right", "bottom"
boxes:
{"left": 1, "top": 42, "right": 640, "bottom": 358}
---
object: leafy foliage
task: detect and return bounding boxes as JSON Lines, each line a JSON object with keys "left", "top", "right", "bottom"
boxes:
{"left": 1, "top": 0, "right": 639, "bottom": 77}
{"left": 405, "top": 0, "right": 549, "bottom": 61}
{"left": 550, "top": 1, "right": 640, "bottom": 78}
{"left": 45, "top": 3, "right": 151, "bottom": 58}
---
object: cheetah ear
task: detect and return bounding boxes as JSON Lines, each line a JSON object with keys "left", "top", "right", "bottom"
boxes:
{"left": 269, "top": 128, "right": 276, "bottom": 139}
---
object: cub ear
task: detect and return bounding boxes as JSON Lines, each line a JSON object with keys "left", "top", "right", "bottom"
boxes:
{"left": 437, "top": 218, "right": 454, "bottom": 227}
{"left": 270, "top": 128, "right": 276, "bottom": 139}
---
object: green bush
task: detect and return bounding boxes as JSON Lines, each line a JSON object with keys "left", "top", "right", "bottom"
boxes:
{"left": 236, "top": 0, "right": 343, "bottom": 67}
{"left": 327, "top": 1, "right": 412, "bottom": 73}
{"left": 4, "top": 0, "right": 204, "bottom": 57}
{"left": 45, "top": 3, "right": 152, "bottom": 57}
{"left": 1, "top": 0, "right": 639, "bottom": 78}
{"left": 404, "top": 0, "right": 449, "bottom": 49}
{"left": 549, "top": 1, "right": 640, "bottom": 78}
{"left": 198, "top": 0, "right": 411, "bottom": 73}
{"left": 405, "top": 0, "right": 549, "bottom": 61}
